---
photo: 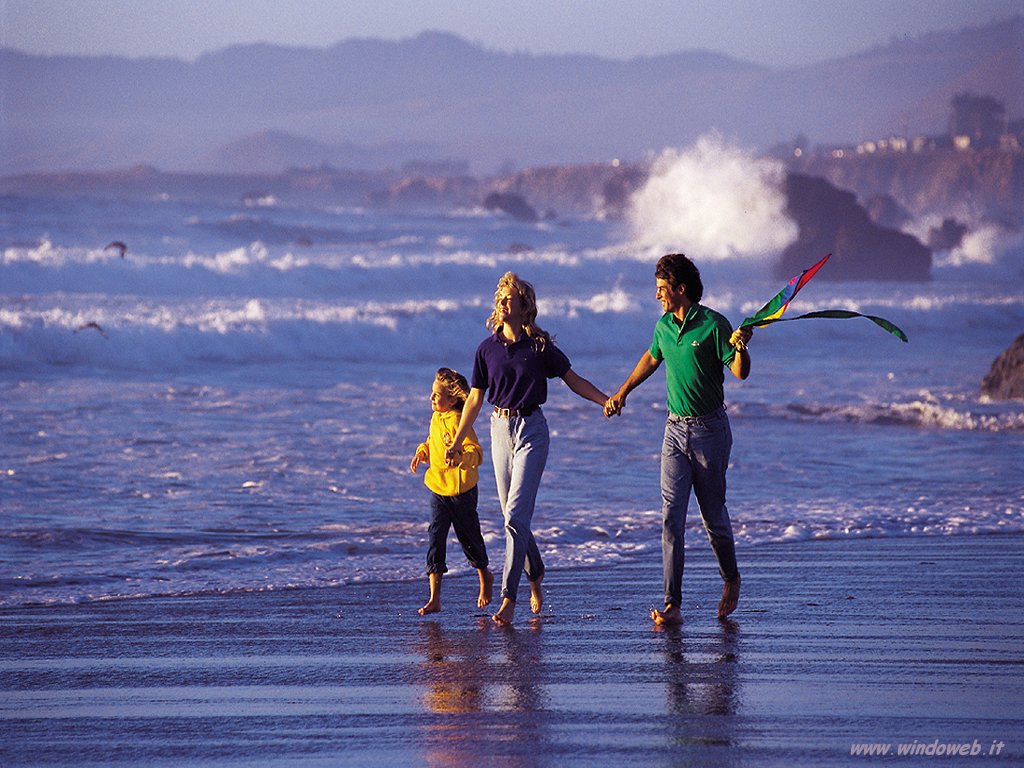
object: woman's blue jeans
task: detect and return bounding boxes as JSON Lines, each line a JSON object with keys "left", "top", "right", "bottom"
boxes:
{"left": 661, "top": 406, "right": 739, "bottom": 608}
{"left": 490, "top": 409, "right": 548, "bottom": 602}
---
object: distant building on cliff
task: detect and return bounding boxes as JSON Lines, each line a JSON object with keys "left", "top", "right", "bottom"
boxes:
{"left": 856, "top": 136, "right": 910, "bottom": 156}
{"left": 949, "top": 93, "right": 1007, "bottom": 150}
{"left": 808, "top": 92, "right": 1021, "bottom": 159}
{"left": 1004, "top": 119, "right": 1024, "bottom": 151}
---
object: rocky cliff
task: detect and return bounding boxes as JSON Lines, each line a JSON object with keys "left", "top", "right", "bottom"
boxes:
{"left": 981, "top": 334, "right": 1024, "bottom": 401}
{"left": 790, "top": 150, "right": 1024, "bottom": 223}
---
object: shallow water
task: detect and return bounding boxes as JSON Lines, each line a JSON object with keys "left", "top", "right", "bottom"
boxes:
{"left": 2, "top": 194, "right": 1023, "bottom": 606}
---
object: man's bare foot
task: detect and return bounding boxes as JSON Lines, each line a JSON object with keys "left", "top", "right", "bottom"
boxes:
{"left": 651, "top": 605, "right": 683, "bottom": 625}
{"left": 530, "top": 576, "right": 543, "bottom": 614}
{"left": 477, "top": 569, "right": 494, "bottom": 608}
{"left": 717, "top": 575, "right": 741, "bottom": 619}
{"left": 418, "top": 598, "right": 441, "bottom": 616}
{"left": 492, "top": 598, "right": 515, "bottom": 625}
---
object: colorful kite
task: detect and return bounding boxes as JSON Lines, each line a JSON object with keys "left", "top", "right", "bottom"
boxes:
{"left": 739, "top": 254, "right": 908, "bottom": 342}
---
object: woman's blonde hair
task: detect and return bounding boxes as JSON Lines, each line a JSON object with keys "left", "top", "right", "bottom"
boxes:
{"left": 435, "top": 367, "right": 470, "bottom": 410}
{"left": 485, "top": 271, "right": 549, "bottom": 346}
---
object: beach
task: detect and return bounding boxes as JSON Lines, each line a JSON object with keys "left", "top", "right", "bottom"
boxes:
{"left": 2, "top": 534, "right": 1021, "bottom": 766}
{"left": 2, "top": 191, "right": 1023, "bottom": 767}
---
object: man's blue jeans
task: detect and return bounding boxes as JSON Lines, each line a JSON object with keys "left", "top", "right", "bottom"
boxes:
{"left": 490, "top": 409, "right": 548, "bottom": 602}
{"left": 661, "top": 406, "right": 739, "bottom": 608}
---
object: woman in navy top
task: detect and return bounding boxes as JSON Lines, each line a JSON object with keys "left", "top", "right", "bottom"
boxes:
{"left": 446, "top": 272, "right": 608, "bottom": 625}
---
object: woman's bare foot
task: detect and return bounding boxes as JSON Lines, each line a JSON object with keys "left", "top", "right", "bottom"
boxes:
{"left": 492, "top": 597, "right": 515, "bottom": 625}
{"left": 477, "top": 569, "right": 494, "bottom": 608}
{"left": 418, "top": 598, "right": 441, "bottom": 616}
{"left": 651, "top": 605, "right": 683, "bottom": 625}
{"left": 530, "top": 576, "right": 543, "bottom": 614}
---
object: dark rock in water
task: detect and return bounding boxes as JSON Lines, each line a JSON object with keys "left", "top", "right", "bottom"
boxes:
{"left": 104, "top": 240, "right": 128, "bottom": 258}
{"left": 778, "top": 173, "right": 932, "bottom": 281}
{"left": 981, "top": 333, "right": 1024, "bottom": 401}
{"left": 483, "top": 192, "right": 539, "bottom": 222}
{"left": 926, "top": 217, "right": 968, "bottom": 251}
{"left": 864, "top": 194, "right": 912, "bottom": 229}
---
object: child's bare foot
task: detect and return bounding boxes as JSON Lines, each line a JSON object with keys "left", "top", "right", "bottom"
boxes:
{"left": 419, "top": 573, "right": 442, "bottom": 616}
{"left": 477, "top": 569, "right": 494, "bottom": 608}
{"left": 530, "top": 576, "right": 543, "bottom": 614}
{"left": 492, "top": 597, "right": 515, "bottom": 625}
{"left": 418, "top": 598, "right": 441, "bottom": 616}
{"left": 651, "top": 605, "right": 683, "bottom": 626}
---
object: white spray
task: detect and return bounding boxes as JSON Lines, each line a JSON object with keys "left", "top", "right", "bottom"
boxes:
{"left": 628, "top": 133, "right": 798, "bottom": 262}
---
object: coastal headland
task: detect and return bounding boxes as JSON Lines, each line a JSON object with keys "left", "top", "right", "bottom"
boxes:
{"left": 5, "top": 147, "right": 1021, "bottom": 283}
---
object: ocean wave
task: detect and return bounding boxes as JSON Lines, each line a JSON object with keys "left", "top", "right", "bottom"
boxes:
{"left": 904, "top": 216, "right": 1024, "bottom": 268}
{"left": 0, "top": 241, "right": 621, "bottom": 303}
{"left": 2, "top": 238, "right": 122, "bottom": 266}
{"left": 0, "top": 281, "right": 649, "bottom": 370}
{"left": 751, "top": 398, "right": 1024, "bottom": 432}
{"left": 6, "top": 238, "right": 1023, "bottom": 328}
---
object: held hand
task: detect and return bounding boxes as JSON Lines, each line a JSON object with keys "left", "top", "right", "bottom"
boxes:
{"left": 443, "top": 445, "right": 462, "bottom": 467}
{"left": 730, "top": 327, "right": 752, "bottom": 352}
{"left": 604, "top": 392, "right": 625, "bottom": 418}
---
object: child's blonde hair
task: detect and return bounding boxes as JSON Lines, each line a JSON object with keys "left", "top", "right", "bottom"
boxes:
{"left": 436, "top": 367, "right": 470, "bottom": 410}
{"left": 485, "top": 271, "right": 550, "bottom": 347}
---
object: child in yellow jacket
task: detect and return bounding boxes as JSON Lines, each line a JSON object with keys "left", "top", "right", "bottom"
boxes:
{"left": 410, "top": 368, "right": 493, "bottom": 615}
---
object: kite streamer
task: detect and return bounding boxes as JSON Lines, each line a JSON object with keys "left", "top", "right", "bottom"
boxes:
{"left": 740, "top": 254, "right": 908, "bottom": 342}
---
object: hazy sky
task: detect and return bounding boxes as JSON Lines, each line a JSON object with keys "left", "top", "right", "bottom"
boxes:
{"left": 2, "top": 0, "right": 1020, "bottom": 68}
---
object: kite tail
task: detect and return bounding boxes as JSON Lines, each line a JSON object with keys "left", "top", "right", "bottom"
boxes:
{"left": 747, "top": 310, "right": 908, "bottom": 342}
{"left": 739, "top": 254, "right": 908, "bottom": 341}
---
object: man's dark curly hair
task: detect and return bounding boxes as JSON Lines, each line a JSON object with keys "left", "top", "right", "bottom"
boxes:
{"left": 655, "top": 253, "right": 704, "bottom": 303}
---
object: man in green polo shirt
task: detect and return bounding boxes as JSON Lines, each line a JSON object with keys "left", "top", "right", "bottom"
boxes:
{"left": 605, "top": 253, "right": 751, "bottom": 625}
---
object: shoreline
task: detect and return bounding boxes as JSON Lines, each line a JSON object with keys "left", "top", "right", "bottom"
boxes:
{"left": 4, "top": 530, "right": 1024, "bottom": 612}
{"left": 3, "top": 529, "right": 1024, "bottom": 612}
{"left": 2, "top": 534, "right": 1023, "bottom": 765}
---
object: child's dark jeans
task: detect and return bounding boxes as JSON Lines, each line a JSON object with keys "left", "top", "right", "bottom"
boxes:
{"left": 426, "top": 486, "right": 488, "bottom": 574}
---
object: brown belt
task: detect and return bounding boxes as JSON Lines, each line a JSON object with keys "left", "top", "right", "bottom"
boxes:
{"left": 493, "top": 405, "right": 539, "bottom": 418}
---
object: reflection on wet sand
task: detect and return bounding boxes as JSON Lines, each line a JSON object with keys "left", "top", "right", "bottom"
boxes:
{"left": 414, "top": 618, "right": 547, "bottom": 766}
{"left": 417, "top": 620, "right": 488, "bottom": 715}
{"left": 492, "top": 618, "right": 547, "bottom": 716}
{"left": 658, "top": 618, "right": 741, "bottom": 753}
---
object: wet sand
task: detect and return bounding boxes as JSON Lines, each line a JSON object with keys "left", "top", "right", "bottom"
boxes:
{"left": 2, "top": 535, "right": 1022, "bottom": 766}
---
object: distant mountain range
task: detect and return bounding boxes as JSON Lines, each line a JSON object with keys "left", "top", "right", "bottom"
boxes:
{"left": 1, "top": 17, "right": 1020, "bottom": 174}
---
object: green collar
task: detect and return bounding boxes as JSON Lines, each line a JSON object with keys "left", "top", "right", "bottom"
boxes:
{"left": 671, "top": 303, "right": 700, "bottom": 336}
